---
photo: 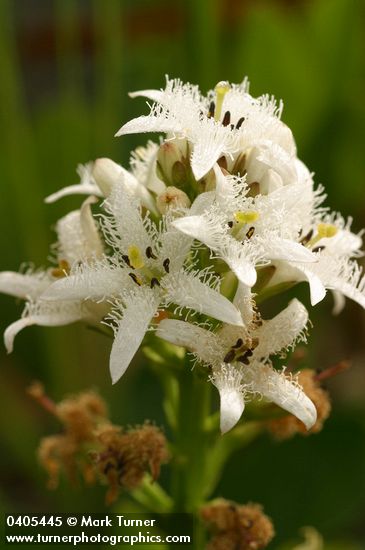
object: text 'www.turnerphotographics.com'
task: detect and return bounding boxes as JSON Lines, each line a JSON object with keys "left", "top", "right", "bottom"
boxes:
{"left": 4, "top": 514, "right": 194, "bottom": 546}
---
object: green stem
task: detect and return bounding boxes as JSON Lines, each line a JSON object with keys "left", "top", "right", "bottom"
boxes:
{"left": 130, "top": 475, "right": 173, "bottom": 513}
{"left": 171, "top": 357, "right": 212, "bottom": 514}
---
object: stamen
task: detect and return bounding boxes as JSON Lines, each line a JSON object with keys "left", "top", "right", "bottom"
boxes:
{"left": 223, "top": 349, "right": 236, "bottom": 364}
{"left": 214, "top": 81, "right": 231, "bottom": 121}
{"left": 207, "top": 100, "right": 215, "bottom": 118}
{"left": 146, "top": 246, "right": 157, "bottom": 260}
{"left": 235, "top": 116, "right": 245, "bottom": 130}
{"left": 245, "top": 227, "right": 255, "bottom": 239}
{"left": 150, "top": 278, "right": 160, "bottom": 289}
{"left": 232, "top": 338, "right": 243, "bottom": 349}
{"left": 122, "top": 254, "right": 131, "bottom": 267}
{"left": 300, "top": 229, "right": 313, "bottom": 245}
{"left": 237, "top": 350, "right": 252, "bottom": 364}
{"left": 234, "top": 210, "right": 259, "bottom": 224}
{"left": 128, "top": 245, "right": 145, "bottom": 270}
{"left": 163, "top": 258, "right": 170, "bottom": 273}
{"left": 128, "top": 272, "right": 142, "bottom": 286}
{"left": 222, "top": 111, "right": 231, "bottom": 127}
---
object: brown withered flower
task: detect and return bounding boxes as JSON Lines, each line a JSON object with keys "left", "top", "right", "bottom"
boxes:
{"left": 201, "top": 499, "right": 275, "bottom": 550}
{"left": 29, "top": 383, "right": 169, "bottom": 504}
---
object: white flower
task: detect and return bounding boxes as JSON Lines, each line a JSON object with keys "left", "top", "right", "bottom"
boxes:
{"left": 115, "top": 77, "right": 297, "bottom": 182}
{"left": 267, "top": 215, "right": 365, "bottom": 309}
{"left": 173, "top": 165, "right": 317, "bottom": 287}
{"left": 0, "top": 197, "right": 105, "bottom": 352}
{"left": 157, "top": 284, "right": 316, "bottom": 433}
{"left": 42, "top": 181, "right": 244, "bottom": 384}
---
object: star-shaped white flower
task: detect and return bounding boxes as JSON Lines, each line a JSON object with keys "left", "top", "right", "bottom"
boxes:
{"left": 172, "top": 165, "right": 317, "bottom": 287}
{"left": 266, "top": 215, "right": 365, "bottom": 309}
{"left": 0, "top": 197, "right": 105, "bottom": 352}
{"left": 115, "top": 77, "right": 297, "bottom": 182}
{"left": 157, "top": 283, "right": 316, "bottom": 434}
{"left": 42, "top": 181, "right": 244, "bottom": 384}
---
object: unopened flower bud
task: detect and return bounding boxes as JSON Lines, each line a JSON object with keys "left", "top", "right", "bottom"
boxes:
{"left": 156, "top": 142, "right": 186, "bottom": 186}
{"left": 156, "top": 186, "right": 191, "bottom": 214}
{"left": 92, "top": 158, "right": 122, "bottom": 196}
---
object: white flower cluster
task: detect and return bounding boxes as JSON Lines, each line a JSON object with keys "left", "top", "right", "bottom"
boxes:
{"left": 2, "top": 78, "right": 364, "bottom": 433}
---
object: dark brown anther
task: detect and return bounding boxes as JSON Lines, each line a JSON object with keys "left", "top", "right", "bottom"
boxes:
{"left": 128, "top": 272, "right": 141, "bottom": 286}
{"left": 222, "top": 111, "right": 231, "bottom": 127}
{"left": 235, "top": 116, "right": 245, "bottom": 130}
{"left": 312, "top": 246, "right": 325, "bottom": 253}
{"left": 150, "top": 278, "right": 160, "bottom": 288}
{"left": 300, "top": 229, "right": 313, "bottom": 245}
{"left": 228, "top": 221, "right": 234, "bottom": 228}
{"left": 122, "top": 254, "right": 131, "bottom": 267}
{"left": 224, "top": 349, "right": 236, "bottom": 364}
{"left": 246, "top": 227, "right": 255, "bottom": 239}
{"left": 163, "top": 258, "right": 170, "bottom": 273}
{"left": 146, "top": 246, "right": 157, "bottom": 259}
{"left": 232, "top": 338, "right": 243, "bottom": 349}
{"left": 237, "top": 354, "right": 250, "bottom": 365}
{"left": 208, "top": 101, "right": 215, "bottom": 118}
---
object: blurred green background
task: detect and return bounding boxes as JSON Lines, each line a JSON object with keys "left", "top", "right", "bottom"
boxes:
{"left": 1, "top": 0, "right": 365, "bottom": 548}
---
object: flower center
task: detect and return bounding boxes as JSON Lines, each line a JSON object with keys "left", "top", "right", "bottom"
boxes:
{"left": 123, "top": 245, "right": 170, "bottom": 289}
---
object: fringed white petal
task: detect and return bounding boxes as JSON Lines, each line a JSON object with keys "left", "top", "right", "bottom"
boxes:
{"left": 172, "top": 214, "right": 218, "bottom": 248}
{"left": 233, "top": 283, "right": 254, "bottom": 326}
{"left": 80, "top": 196, "right": 104, "bottom": 258}
{"left": 128, "top": 89, "right": 165, "bottom": 103}
{"left": 332, "top": 290, "right": 346, "bottom": 315}
{"left": 101, "top": 183, "right": 152, "bottom": 255}
{"left": 108, "top": 288, "right": 159, "bottom": 384}
{"left": 45, "top": 163, "right": 100, "bottom": 203}
{"left": 156, "top": 319, "right": 224, "bottom": 365}
{"left": 212, "top": 364, "right": 245, "bottom": 434}
{"left": 41, "top": 263, "right": 131, "bottom": 302}
{"left": 115, "top": 115, "right": 180, "bottom": 137}
{"left": 45, "top": 183, "right": 101, "bottom": 204}
{"left": 226, "top": 252, "right": 257, "bottom": 287}
{"left": 163, "top": 270, "right": 244, "bottom": 326}
{"left": 130, "top": 140, "right": 165, "bottom": 194}
{"left": 4, "top": 300, "right": 85, "bottom": 353}
{"left": 250, "top": 364, "right": 317, "bottom": 429}
{"left": 265, "top": 238, "right": 317, "bottom": 263}
{"left": 191, "top": 134, "right": 227, "bottom": 181}
{"left": 56, "top": 199, "right": 103, "bottom": 264}
{"left": 93, "top": 158, "right": 156, "bottom": 212}
{"left": 0, "top": 271, "right": 50, "bottom": 299}
{"left": 254, "top": 299, "right": 308, "bottom": 359}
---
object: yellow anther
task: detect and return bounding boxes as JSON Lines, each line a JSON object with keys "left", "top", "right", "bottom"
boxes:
{"left": 234, "top": 210, "right": 259, "bottom": 224}
{"left": 127, "top": 245, "right": 145, "bottom": 270}
{"left": 317, "top": 223, "right": 338, "bottom": 239}
{"left": 214, "top": 80, "right": 231, "bottom": 121}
